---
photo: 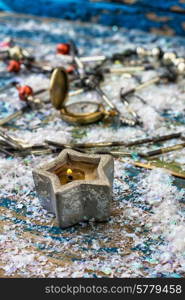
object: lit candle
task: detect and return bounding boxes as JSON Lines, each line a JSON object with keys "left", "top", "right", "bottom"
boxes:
{"left": 56, "top": 167, "right": 85, "bottom": 185}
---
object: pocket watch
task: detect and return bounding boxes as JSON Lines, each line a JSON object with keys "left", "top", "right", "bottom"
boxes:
{"left": 49, "top": 67, "right": 117, "bottom": 125}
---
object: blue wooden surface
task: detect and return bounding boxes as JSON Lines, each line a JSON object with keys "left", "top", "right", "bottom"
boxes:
{"left": 0, "top": 1, "right": 185, "bottom": 36}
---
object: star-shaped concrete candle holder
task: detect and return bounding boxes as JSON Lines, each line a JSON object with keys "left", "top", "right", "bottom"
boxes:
{"left": 33, "top": 149, "right": 114, "bottom": 228}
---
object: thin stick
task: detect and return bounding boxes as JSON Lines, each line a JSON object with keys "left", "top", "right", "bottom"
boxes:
{"left": 0, "top": 129, "right": 23, "bottom": 150}
{"left": 0, "top": 110, "right": 24, "bottom": 126}
{"left": 45, "top": 132, "right": 181, "bottom": 149}
{"left": 0, "top": 147, "right": 13, "bottom": 156}
{"left": 140, "top": 142, "right": 185, "bottom": 157}
{"left": 119, "top": 159, "right": 185, "bottom": 179}
{"left": 121, "top": 76, "right": 160, "bottom": 98}
{"left": 126, "top": 132, "right": 181, "bottom": 147}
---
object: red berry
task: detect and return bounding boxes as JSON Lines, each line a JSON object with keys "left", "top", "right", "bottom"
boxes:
{"left": 17, "top": 85, "right": 33, "bottom": 101}
{"left": 56, "top": 43, "right": 70, "bottom": 55}
{"left": 7, "top": 60, "right": 21, "bottom": 73}
{"left": 66, "top": 65, "right": 75, "bottom": 73}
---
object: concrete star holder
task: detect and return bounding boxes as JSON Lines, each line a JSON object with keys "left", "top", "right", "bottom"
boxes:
{"left": 33, "top": 149, "right": 114, "bottom": 228}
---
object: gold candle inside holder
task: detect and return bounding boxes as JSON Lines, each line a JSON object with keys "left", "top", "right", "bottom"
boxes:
{"left": 56, "top": 167, "right": 85, "bottom": 184}
{"left": 51, "top": 158, "right": 99, "bottom": 185}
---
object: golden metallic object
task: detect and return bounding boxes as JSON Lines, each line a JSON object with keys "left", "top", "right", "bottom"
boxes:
{"left": 0, "top": 109, "right": 24, "bottom": 126}
{"left": 8, "top": 46, "right": 30, "bottom": 60}
{"left": 136, "top": 46, "right": 148, "bottom": 57}
{"left": 173, "top": 57, "right": 185, "bottom": 66}
{"left": 151, "top": 47, "right": 162, "bottom": 58}
{"left": 0, "top": 129, "right": 23, "bottom": 150}
{"left": 60, "top": 102, "right": 105, "bottom": 125}
{"left": 49, "top": 67, "right": 116, "bottom": 125}
{"left": 120, "top": 159, "right": 185, "bottom": 179}
{"left": 1, "top": 45, "right": 32, "bottom": 61}
{"left": 135, "top": 76, "right": 160, "bottom": 91}
{"left": 120, "top": 76, "right": 160, "bottom": 98}
{"left": 177, "top": 62, "right": 185, "bottom": 74}
{"left": 45, "top": 132, "right": 181, "bottom": 149}
{"left": 140, "top": 142, "right": 185, "bottom": 158}
{"left": 109, "top": 66, "right": 145, "bottom": 74}
{"left": 80, "top": 55, "right": 106, "bottom": 63}
{"left": 49, "top": 67, "right": 69, "bottom": 109}
{"left": 163, "top": 52, "right": 176, "bottom": 64}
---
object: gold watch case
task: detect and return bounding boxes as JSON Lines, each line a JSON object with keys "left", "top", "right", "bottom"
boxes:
{"left": 49, "top": 67, "right": 107, "bottom": 125}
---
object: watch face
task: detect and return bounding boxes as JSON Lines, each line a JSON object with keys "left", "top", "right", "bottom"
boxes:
{"left": 65, "top": 101, "right": 99, "bottom": 115}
